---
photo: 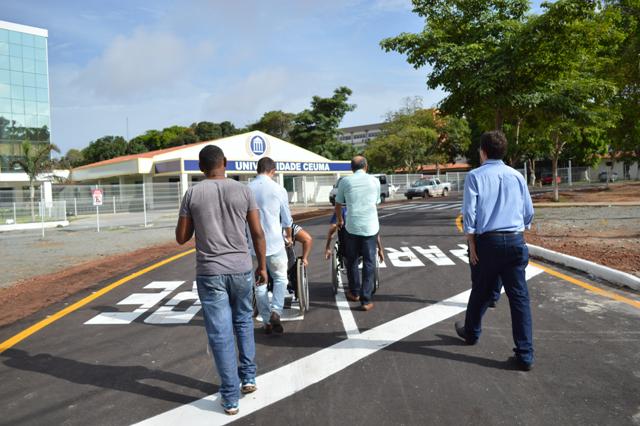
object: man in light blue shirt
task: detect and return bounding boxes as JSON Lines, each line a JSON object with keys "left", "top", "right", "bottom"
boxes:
{"left": 456, "top": 130, "right": 535, "bottom": 371}
{"left": 335, "top": 155, "right": 380, "bottom": 311}
{"left": 248, "top": 157, "right": 293, "bottom": 334}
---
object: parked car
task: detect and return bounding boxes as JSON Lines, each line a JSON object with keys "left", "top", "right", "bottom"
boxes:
{"left": 598, "top": 171, "right": 618, "bottom": 182}
{"left": 329, "top": 173, "right": 390, "bottom": 205}
{"left": 404, "top": 178, "right": 451, "bottom": 199}
{"left": 541, "top": 174, "right": 561, "bottom": 185}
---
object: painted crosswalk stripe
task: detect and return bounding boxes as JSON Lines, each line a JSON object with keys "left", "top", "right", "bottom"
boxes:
{"left": 135, "top": 266, "right": 544, "bottom": 426}
{"left": 433, "top": 204, "right": 456, "bottom": 210}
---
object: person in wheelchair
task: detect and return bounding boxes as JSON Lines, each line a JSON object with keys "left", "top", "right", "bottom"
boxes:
{"left": 267, "top": 223, "right": 313, "bottom": 298}
{"left": 324, "top": 206, "right": 384, "bottom": 268}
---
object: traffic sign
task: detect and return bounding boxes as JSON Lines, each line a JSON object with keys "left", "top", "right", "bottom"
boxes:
{"left": 92, "top": 188, "right": 104, "bottom": 206}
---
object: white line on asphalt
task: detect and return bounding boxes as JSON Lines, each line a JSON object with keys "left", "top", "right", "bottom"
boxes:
{"left": 335, "top": 272, "right": 360, "bottom": 338}
{"left": 433, "top": 204, "right": 456, "bottom": 210}
{"left": 135, "top": 265, "right": 544, "bottom": 426}
{"left": 379, "top": 213, "right": 397, "bottom": 219}
{"left": 417, "top": 203, "right": 447, "bottom": 210}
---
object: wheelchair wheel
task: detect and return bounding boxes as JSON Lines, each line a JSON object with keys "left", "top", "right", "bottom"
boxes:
{"left": 331, "top": 242, "right": 339, "bottom": 295}
{"left": 296, "top": 257, "right": 310, "bottom": 312}
{"left": 373, "top": 256, "right": 380, "bottom": 294}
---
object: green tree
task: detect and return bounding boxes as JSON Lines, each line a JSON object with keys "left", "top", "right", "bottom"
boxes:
{"left": 290, "top": 87, "right": 356, "bottom": 153}
{"left": 82, "top": 136, "right": 128, "bottom": 164}
{"left": 10, "top": 141, "right": 60, "bottom": 221}
{"left": 248, "top": 110, "right": 296, "bottom": 139}
{"left": 191, "top": 121, "right": 222, "bottom": 141}
{"left": 380, "top": 0, "right": 530, "bottom": 128}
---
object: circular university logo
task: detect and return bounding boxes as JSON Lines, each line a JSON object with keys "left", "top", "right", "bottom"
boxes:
{"left": 246, "top": 135, "right": 269, "bottom": 157}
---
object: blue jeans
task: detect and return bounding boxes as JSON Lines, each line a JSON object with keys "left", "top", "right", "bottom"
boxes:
{"left": 469, "top": 253, "right": 502, "bottom": 302}
{"left": 464, "top": 233, "right": 534, "bottom": 364}
{"left": 344, "top": 230, "right": 377, "bottom": 305}
{"left": 196, "top": 271, "right": 256, "bottom": 404}
{"left": 255, "top": 248, "right": 288, "bottom": 324}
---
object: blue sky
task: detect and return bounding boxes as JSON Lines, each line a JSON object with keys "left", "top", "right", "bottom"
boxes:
{"left": 2, "top": 0, "right": 543, "bottom": 154}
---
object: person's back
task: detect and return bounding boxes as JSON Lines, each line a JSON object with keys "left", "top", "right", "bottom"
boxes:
{"left": 466, "top": 161, "right": 531, "bottom": 234}
{"left": 248, "top": 175, "right": 290, "bottom": 256}
{"left": 175, "top": 145, "right": 267, "bottom": 416}
{"left": 184, "top": 179, "right": 255, "bottom": 275}
{"left": 338, "top": 169, "right": 380, "bottom": 237}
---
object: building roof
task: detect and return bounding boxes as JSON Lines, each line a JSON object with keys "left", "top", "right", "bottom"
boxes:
{"left": 395, "top": 162, "right": 472, "bottom": 174}
{"left": 0, "top": 20, "right": 48, "bottom": 37}
{"left": 72, "top": 142, "right": 211, "bottom": 170}
{"left": 339, "top": 123, "right": 385, "bottom": 133}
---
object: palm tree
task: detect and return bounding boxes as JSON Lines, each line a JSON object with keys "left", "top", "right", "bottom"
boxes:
{"left": 10, "top": 141, "right": 61, "bottom": 221}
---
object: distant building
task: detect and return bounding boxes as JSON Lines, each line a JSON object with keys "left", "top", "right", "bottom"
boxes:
{"left": 0, "top": 20, "right": 54, "bottom": 200}
{"left": 338, "top": 122, "right": 384, "bottom": 149}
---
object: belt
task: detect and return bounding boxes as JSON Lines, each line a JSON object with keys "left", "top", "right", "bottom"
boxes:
{"left": 479, "top": 231, "right": 523, "bottom": 236}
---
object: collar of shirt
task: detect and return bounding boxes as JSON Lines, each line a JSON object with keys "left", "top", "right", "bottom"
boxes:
{"left": 354, "top": 170, "right": 365, "bottom": 175}
{"left": 482, "top": 159, "right": 504, "bottom": 166}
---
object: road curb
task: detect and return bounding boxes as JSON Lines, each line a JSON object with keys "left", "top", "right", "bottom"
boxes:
{"left": 533, "top": 202, "right": 640, "bottom": 207}
{"left": 527, "top": 243, "right": 640, "bottom": 291}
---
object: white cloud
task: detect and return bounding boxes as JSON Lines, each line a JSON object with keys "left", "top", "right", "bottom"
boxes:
{"left": 73, "top": 29, "right": 213, "bottom": 101}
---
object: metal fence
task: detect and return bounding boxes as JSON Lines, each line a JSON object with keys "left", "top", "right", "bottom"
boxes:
{"left": 0, "top": 166, "right": 636, "bottom": 230}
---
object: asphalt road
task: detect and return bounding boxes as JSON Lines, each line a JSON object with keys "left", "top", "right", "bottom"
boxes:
{"left": 1, "top": 196, "right": 639, "bottom": 426}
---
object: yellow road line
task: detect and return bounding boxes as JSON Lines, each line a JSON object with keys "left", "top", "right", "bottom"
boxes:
{"left": 0, "top": 248, "right": 195, "bottom": 355}
{"left": 453, "top": 215, "right": 639, "bottom": 310}
{"left": 528, "top": 261, "right": 640, "bottom": 309}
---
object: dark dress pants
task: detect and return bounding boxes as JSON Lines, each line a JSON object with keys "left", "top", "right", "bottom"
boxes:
{"left": 464, "top": 233, "right": 534, "bottom": 364}
{"left": 344, "top": 230, "right": 377, "bottom": 305}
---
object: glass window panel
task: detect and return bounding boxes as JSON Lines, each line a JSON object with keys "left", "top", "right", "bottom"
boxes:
{"left": 24, "top": 100, "right": 37, "bottom": 114}
{"left": 24, "top": 114, "right": 38, "bottom": 128}
{"left": 0, "top": 42, "right": 8, "bottom": 55}
{"left": 22, "top": 33, "right": 35, "bottom": 47}
{"left": 36, "top": 88, "right": 48, "bottom": 101}
{"left": 34, "top": 36, "right": 46, "bottom": 49}
{"left": 37, "top": 102, "right": 48, "bottom": 115}
{"left": 10, "top": 56, "right": 22, "bottom": 71}
{"left": 35, "top": 60, "right": 47, "bottom": 75}
{"left": 0, "top": 97, "right": 10, "bottom": 113}
{"left": 0, "top": 29, "right": 8, "bottom": 43}
{"left": 34, "top": 47, "right": 46, "bottom": 61}
{"left": 35, "top": 74, "right": 47, "bottom": 88}
{"left": 12, "top": 113, "right": 26, "bottom": 127}
{"left": 0, "top": 55, "right": 9, "bottom": 70}
{"left": 9, "top": 43, "right": 22, "bottom": 57}
{"left": 22, "top": 59, "right": 36, "bottom": 80}
{"left": 22, "top": 46, "right": 34, "bottom": 60}
{"left": 9, "top": 31, "right": 21, "bottom": 44}
{"left": 11, "top": 85, "right": 23, "bottom": 100}
{"left": 24, "top": 87, "right": 37, "bottom": 101}
{"left": 0, "top": 69, "right": 9, "bottom": 84}
{"left": 11, "top": 99, "right": 24, "bottom": 114}
{"left": 10, "top": 71, "right": 23, "bottom": 85}
{"left": 23, "top": 59, "right": 35, "bottom": 74}
{"left": 23, "top": 72, "right": 36, "bottom": 87}
{"left": 0, "top": 83, "right": 9, "bottom": 97}
{"left": 36, "top": 115, "right": 49, "bottom": 127}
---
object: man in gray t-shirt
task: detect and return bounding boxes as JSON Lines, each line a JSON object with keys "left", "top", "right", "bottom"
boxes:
{"left": 176, "top": 145, "right": 267, "bottom": 416}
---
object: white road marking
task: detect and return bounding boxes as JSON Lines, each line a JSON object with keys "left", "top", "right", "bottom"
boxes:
{"left": 134, "top": 265, "right": 544, "bottom": 425}
{"left": 385, "top": 247, "right": 425, "bottom": 267}
{"left": 450, "top": 244, "right": 469, "bottom": 263}
{"left": 433, "top": 204, "right": 456, "bottom": 210}
{"left": 412, "top": 245, "right": 456, "bottom": 266}
{"left": 334, "top": 272, "right": 360, "bottom": 338}
{"left": 379, "top": 213, "right": 397, "bottom": 219}
{"left": 84, "top": 281, "right": 184, "bottom": 325}
{"left": 417, "top": 203, "right": 447, "bottom": 210}
{"left": 145, "top": 282, "right": 201, "bottom": 325}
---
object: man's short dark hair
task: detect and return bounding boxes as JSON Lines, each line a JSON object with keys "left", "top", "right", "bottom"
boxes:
{"left": 480, "top": 131, "right": 508, "bottom": 160}
{"left": 351, "top": 156, "right": 367, "bottom": 172}
{"left": 257, "top": 157, "right": 276, "bottom": 174}
{"left": 199, "top": 145, "right": 225, "bottom": 173}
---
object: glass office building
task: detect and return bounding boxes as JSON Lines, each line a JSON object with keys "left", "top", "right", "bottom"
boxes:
{"left": 0, "top": 21, "right": 50, "bottom": 172}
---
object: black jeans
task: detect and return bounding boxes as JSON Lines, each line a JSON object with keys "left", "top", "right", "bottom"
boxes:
{"left": 344, "top": 230, "right": 377, "bottom": 305}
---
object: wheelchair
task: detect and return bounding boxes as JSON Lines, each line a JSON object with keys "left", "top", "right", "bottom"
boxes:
{"left": 253, "top": 243, "right": 309, "bottom": 320}
{"left": 330, "top": 228, "right": 379, "bottom": 296}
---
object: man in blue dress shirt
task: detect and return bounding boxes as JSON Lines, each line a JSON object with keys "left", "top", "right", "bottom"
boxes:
{"left": 248, "top": 157, "right": 293, "bottom": 335}
{"left": 335, "top": 156, "right": 381, "bottom": 311}
{"left": 456, "top": 130, "right": 535, "bottom": 371}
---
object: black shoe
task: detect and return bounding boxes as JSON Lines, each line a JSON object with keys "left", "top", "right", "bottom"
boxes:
{"left": 454, "top": 321, "right": 478, "bottom": 345}
{"left": 270, "top": 312, "right": 284, "bottom": 335}
{"left": 488, "top": 300, "right": 497, "bottom": 308}
{"left": 509, "top": 356, "right": 533, "bottom": 371}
